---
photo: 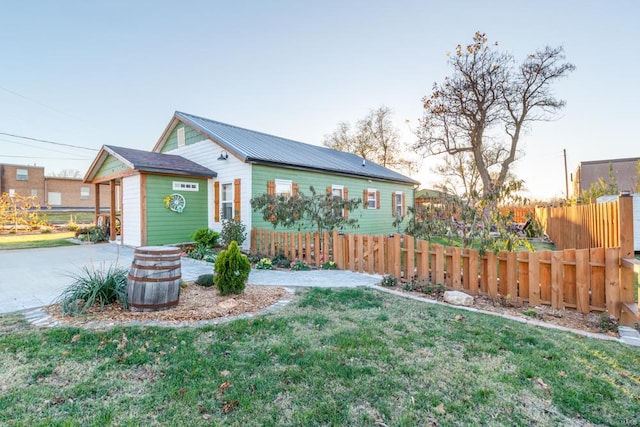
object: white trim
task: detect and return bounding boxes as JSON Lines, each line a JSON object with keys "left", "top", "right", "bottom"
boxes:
{"left": 275, "top": 179, "right": 292, "bottom": 196}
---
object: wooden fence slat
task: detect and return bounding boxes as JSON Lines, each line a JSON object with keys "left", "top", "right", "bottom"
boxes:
{"left": 517, "top": 252, "right": 529, "bottom": 303}
{"left": 498, "top": 251, "right": 508, "bottom": 296}
{"left": 506, "top": 252, "right": 517, "bottom": 304}
{"left": 405, "top": 235, "right": 415, "bottom": 282}
{"left": 590, "top": 247, "right": 605, "bottom": 311}
{"left": 575, "top": 249, "right": 590, "bottom": 313}
{"left": 462, "top": 249, "right": 470, "bottom": 292}
{"left": 563, "top": 249, "right": 577, "bottom": 308}
{"left": 539, "top": 251, "right": 551, "bottom": 304}
{"left": 486, "top": 252, "right": 498, "bottom": 298}
{"left": 605, "top": 247, "right": 621, "bottom": 317}
{"left": 366, "top": 234, "right": 375, "bottom": 273}
{"left": 451, "top": 247, "right": 461, "bottom": 289}
{"left": 417, "top": 240, "right": 429, "bottom": 281}
{"left": 377, "top": 235, "right": 386, "bottom": 275}
{"left": 433, "top": 244, "right": 445, "bottom": 285}
{"left": 314, "top": 232, "right": 320, "bottom": 267}
{"left": 347, "top": 233, "right": 355, "bottom": 271}
{"left": 468, "top": 249, "right": 479, "bottom": 295}
{"left": 445, "top": 247, "right": 453, "bottom": 287}
{"left": 551, "top": 251, "right": 564, "bottom": 309}
{"left": 334, "top": 232, "right": 344, "bottom": 270}
{"left": 392, "top": 234, "right": 402, "bottom": 279}
{"left": 528, "top": 251, "right": 540, "bottom": 306}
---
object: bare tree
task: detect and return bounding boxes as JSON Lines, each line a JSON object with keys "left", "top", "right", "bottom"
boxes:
{"left": 49, "top": 168, "right": 82, "bottom": 178}
{"left": 324, "top": 106, "right": 415, "bottom": 174}
{"left": 416, "top": 32, "right": 575, "bottom": 200}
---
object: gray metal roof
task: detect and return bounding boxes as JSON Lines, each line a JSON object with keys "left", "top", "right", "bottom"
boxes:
{"left": 105, "top": 145, "right": 216, "bottom": 178}
{"left": 174, "top": 111, "right": 419, "bottom": 185}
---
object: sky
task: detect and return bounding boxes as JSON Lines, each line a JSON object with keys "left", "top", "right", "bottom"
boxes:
{"left": 1, "top": 0, "right": 638, "bottom": 200}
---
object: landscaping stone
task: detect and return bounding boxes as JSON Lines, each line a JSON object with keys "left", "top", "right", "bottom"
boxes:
{"left": 443, "top": 291, "right": 474, "bottom": 307}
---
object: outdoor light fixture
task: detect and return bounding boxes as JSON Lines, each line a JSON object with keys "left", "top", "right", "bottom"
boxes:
{"left": 217, "top": 150, "right": 228, "bottom": 160}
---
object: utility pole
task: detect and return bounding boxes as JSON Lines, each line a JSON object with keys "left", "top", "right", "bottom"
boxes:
{"left": 564, "top": 148, "right": 569, "bottom": 201}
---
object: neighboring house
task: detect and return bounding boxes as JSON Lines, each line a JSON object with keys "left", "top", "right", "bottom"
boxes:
{"left": 572, "top": 157, "right": 639, "bottom": 198}
{"left": 415, "top": 188, "right": 452, "bottom": 207}
{"left": 0, "top": 163, "right": 110, "bottom": 209}
{"left": 84, "top": 111, "right": 420, "bottom": 248}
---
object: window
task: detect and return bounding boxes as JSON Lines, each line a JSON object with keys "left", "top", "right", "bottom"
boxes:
{"left": 48, "top": 192, "right": 62, "bottom": 206}
{"left": 221, "top": 183, "right": 233, "bottom": 220}
{"left": 331, "top": 185, "right": 344, "bottom": 217}
{"left": 8, "top": 189, "right": 15, "bottom": 196}
{"left": 172, "top": 181, "right": 199, "bottom": 191}
{"left": 394, "top": 192, "right": 403, "bottom": 217}
{"left": 16, "top": 169, "right": 28, "bottom": 181}
{"left": 31, "top": 189, "right": 38, "bottom": 197}
{"left": 366, "top": 189, "right": 377, "bottom": 209}
{"left": 275, "top": 179, "right": 292, "bottom": 197}
{"left": 80, "top": 187, "right": 90, "bottom": 200}
{"left": 177, "top": 127, "right": 186, "bottom": 147}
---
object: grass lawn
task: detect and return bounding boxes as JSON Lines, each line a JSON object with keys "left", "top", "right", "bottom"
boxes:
{"left": 0, "top": 232, "right": 77, "bottom": 250}
{"left": 41, "top": 211, "right": 95, "bottom": 225}
{"left": 1, "top": 288, "right": 638, "bottom": 426}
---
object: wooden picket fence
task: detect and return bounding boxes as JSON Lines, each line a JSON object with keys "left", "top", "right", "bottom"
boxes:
{"left": 250, "top": 228, "right": 631, "bottom": 318}
{"left": 534, "top": 200, "right": 620, "bottom": 250}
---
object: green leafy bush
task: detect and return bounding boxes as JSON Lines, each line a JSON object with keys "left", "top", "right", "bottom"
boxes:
{"left": 598, "top": 312, "right": 619, "bottom": 333}
{"left": 75, "top": 225, "right": 107, "bottom": 243}
{"left": 291, "top": 260, "right": 310, "bottom": 271}
{"left": 192, "top": 228, "right": 220, "bottom": 248}
{"left": 195, "top": 273, "right": 214, "bottom": 287}
{"left": 220, "top": 218, "right": 247, "bottom": 247}
{"left": 256, "top": 258, "right": 273, "bottom": 270}
{"left": 321, "top": 261, "right": 337, "bottom": 270}
{"left": 381, "top": 275, "right": 398, "bottom": 287}
{"left": 58, "top": 264, "right": 128, "bottom": 315}
{"left": 214, "top": 241, "right": 251, "bottom": 295}
{"left": 271, "top": 254, "right": 291, "bottom": 268}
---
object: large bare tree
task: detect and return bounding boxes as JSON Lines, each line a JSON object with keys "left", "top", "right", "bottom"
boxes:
{"left": 417, "top": 32, "right": 575, "bottom": 199}
{"left": 324, "top": 106, "right": 415, "bottom": 174}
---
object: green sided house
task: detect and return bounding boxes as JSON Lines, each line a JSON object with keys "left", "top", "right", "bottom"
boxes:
{"left": 84, "top": 111, "right": 419, "bottom": 249}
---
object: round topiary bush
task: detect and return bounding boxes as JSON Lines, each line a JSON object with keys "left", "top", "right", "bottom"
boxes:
{"left": 214, "top": 241, "right": 250, "bottom": 295}
{"left": 195, "top": 273, "right": 214, "bottom": 287}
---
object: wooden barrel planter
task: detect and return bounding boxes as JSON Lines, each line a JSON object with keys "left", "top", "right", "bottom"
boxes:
{"left": 127, "top": 246, "right": 182, "bottom": 312}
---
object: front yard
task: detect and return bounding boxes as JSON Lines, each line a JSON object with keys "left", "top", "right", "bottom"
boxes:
{"left": 1, "top": 287, "right": 638, "bottom": 426}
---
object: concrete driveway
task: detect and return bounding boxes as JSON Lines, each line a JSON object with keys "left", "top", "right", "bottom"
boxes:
{"left": 0, "top": 243, "right": 382, "bottom": 314}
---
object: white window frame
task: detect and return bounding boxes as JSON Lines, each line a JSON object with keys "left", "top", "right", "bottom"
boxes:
{"left": 177, "top": 127, "right": 186, "bottom": 147}
{"left": 31, "top": 189, "right": 38, "bottom": 197}
{"left": 221, "top": 182, "right": 233, "bottom": 220}
{"left": 366, "top": 188, "right": 377, "bottom": 209}
{"left": 8, "top": 189, "right": 15, "bottom": 196}
{"left": 80, "top": 187, "right": 90, "bottom": 200}
{"left": 172, "top": 181, "right": 199, "bottom": 191}
{"left": 394, "top": 191, "right": 403, "bottom": 217}
{"left": 331, "top": 185, "right": 344, "bottom": 217}
{"left": 16, "top": 169, "right": 28, "bottom": 181}
{"left": 48, "top": 192, "right": 62, "bottom": 206}
{"left": 275, "top": 179, "right": 292, "bottom": 197}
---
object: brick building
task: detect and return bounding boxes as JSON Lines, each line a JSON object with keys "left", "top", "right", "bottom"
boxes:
{"left": 0, "top": 163, "right": 110, "bottom": 209}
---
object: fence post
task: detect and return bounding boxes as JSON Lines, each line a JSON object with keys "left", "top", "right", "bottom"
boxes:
{"left": 618, "top": 194, "right": 636, "bottom": 325}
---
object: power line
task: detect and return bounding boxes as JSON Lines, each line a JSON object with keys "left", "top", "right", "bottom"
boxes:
{"left": 0, "top": 154, "right": 90, "bottom": 160}
{"left": 0, "top": 132, "right": 98, "bottom": 151}
{"left": 0, "top": 138, "right": 89, "bottom": 156}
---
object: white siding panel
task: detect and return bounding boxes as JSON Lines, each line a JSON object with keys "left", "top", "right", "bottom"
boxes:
{"left": 634, "top": 194, "right": 640, "bottom": 251}
{"left": 122, "top": 175, "right": 141, "bottom": 247}
{"left": 164, "top": 140, "right": 253, "bottom": 250}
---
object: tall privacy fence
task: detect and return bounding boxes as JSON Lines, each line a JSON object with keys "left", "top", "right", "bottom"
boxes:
{"left": 251, "top": 221, "right": 639, "bottom": 325}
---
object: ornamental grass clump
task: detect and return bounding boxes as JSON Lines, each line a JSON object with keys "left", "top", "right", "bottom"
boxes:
{"left": 214, "top": 241, "right": 250, "bottom": 295}
{"left": 58, "top": 264, "right": 128, "bottom": 315}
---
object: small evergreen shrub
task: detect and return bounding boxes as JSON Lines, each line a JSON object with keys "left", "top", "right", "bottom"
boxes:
{"left": 220, "top": 219, "right": 247, "bottom": 247}
{"left": 195, "top": 273, "right": 215, "bottom": 287}
{"left": 75, "top": 225, "right": 107, "bottom": 243}
{"left": 214, "top": 241, "right": 251, "bottom": 295}
{"left": 271, "top": 254, "right": 291, "bottom": 269}
{"left": 192, "top": 228, "right": 220, "bottom": 248}
{"left": 598, "top": 312, "right": 619, "bottom": 333}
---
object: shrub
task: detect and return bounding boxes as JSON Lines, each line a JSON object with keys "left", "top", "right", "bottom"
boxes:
{"left": 256, "top": 258, "right": 273, "bottom": 270}
{"left": 220, "top": 218, "right": 247, "bottom": 247}
{"left": 598, "top": 312, "right": 619, "bottom": 333}
{"left": 214, "top": 241, "right": 251, "bottom": 295}
{"left": 195, "top": 273, "right": 214, "bottom": 287}
{"left": 271, "top": 254, "right": 291, "bottom": 269}
{"left": 381, "top": 275, "right": 398, "bottom": 287}
{"left": 58, "top": 264, "right": 128, "bottom": 315}
{"left": 321, "top": 261, "right": 337, "bottom": 270}
{"left": 291, "top": 260, "right": 310, "bottom": 271}
{"left": 192, "top": 228, "right": 220, "bottom": 248}
{"left": 75, "top": 225, "right": 107, "bottom": 243}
